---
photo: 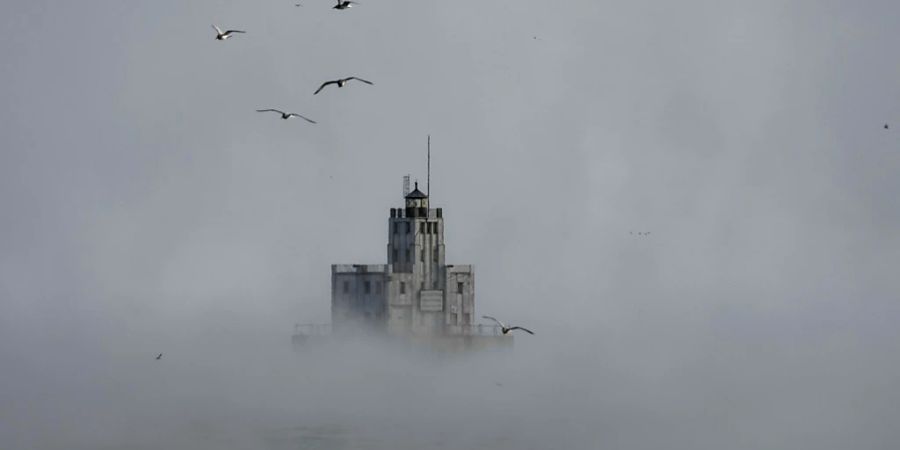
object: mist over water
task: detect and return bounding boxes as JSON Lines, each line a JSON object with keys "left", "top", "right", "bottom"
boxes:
{"left": 2, "top": 0, "right": 900, "bottom": 449}
{"left": 5, "top": 304, "right": 900, "bottom": 449}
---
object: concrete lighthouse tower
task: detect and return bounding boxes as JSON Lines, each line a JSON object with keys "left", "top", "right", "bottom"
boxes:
{"left": 331, "top": 179, "right": 474, "bottom": 337}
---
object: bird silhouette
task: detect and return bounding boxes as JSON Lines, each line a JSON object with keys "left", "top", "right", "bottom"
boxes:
{"left": 256, "top": 109, "right": 317, "bottom": 123}
{"left": 333, "top": 0, "right": 357, "bottom": 10}
{"left": 211, "top": 25, "right": 246, "bottom": 40}
{"left": 885, "top": 123, "right": 890, "bottom": 130}
{"left": 155, "top": 353, "right": 163, "bottom": 360}
{"left": 482, "top": 315, "right": 534, "bottom": 335}
{"left": 314, "top": 77, "right": 373, "bottom": 95}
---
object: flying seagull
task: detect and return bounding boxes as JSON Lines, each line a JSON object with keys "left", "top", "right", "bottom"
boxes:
{"left": 333, "top": 0, "right": 357, "bottom": 10}
{"left": 885, "top": 123, "right": 890, "bottom": 129}
{"left": 256, "top": 109, "right": 317, "bottom": 123}
{"left": 482, "top": 315, "right": 534, "bottom": 335}
{"left": 155, "top": 353, "right": 163, "bottom": 360}
{"left": 314, "top": 77, "right": 373, "bottom": 95}
{"left": 212, "top": 24, "right": 246, "bottom": 40}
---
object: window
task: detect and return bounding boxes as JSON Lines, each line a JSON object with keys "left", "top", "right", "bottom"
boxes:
{"left": 376, "top": 282, "right": 382, "bottom": 295}
{"left": 392, "top": 248, "right": 398, "bottom": 262}
{"left": 343, "top": 281, "right": 349, "bottom": 294}
{"left": 393, "top": 222, "right": 398, "bottom": 234}
{"left": 420, "top": 222, "right": 426, "bottom": 233}
{"left": 364, "top": 281, "right": 371, "bottom": 294}
{"left": 405, "top": 222, "right": 410, "bottom": 234}
{"left": 433, "top": 246, "right": 439, "bottom": 261}
{"left": 405, "top": 248, "right": 410, "bottom": 262}
{"left": 457, "top": 282, "right": 464, "bottom": 294}
{"left": 400, "top": 282, "right": 406, "bottom": 294}
{"left": 420, "top": 248, "right": 425, "bottom": 262}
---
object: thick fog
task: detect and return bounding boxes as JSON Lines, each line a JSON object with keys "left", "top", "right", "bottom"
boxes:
{"left": 2, "top": 0, "right": 899, "bottom": 449}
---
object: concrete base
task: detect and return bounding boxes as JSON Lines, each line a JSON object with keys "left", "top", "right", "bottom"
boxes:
{"left": 291, "top": 332, "right": 513, "bottom": 353}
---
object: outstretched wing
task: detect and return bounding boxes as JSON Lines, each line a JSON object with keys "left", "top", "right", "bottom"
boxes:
{"left": 288, "top": 113, "right": 317, "bottom": 124}
{"left": 212, "top": 24, "right": 223, "bottom": 34}
{"left": 482, "top": 315, "right": 505, "bottom": 328}
{"left": 223, "top": 30, "right": 246, "bottom": 36}
{"left": 257, "top": 109, "right": 286, "bottom": 115}
{"left": 508, "top": 326, "right": 534, "bottom": 335}
{"left": 347, "top": 76, "right": 373, "bottom": 85}
{"left": 314, "top": 80, "right": 338, "bottom": 95}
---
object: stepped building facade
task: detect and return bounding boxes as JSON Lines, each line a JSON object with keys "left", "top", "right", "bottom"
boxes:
{"left": 331, "top": 182, "right": 475, "bottom": 336}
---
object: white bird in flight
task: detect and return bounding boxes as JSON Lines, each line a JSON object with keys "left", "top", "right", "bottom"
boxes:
{"left": 212, "top": 24, "right": 246, "bottom": 40}
{"left": 314, "top": 77, "right": 373, "bottom": 95}
{"left": 256, "top": 109, "right": 317, "bottom": 123}
{"left": 482, "top": 315, "right": 534, "bottom": 335}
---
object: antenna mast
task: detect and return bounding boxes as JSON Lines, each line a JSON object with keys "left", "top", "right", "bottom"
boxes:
{"left": 427, "top": 135, "right": 431, "bottom": 197}
{"left": 402, "top": 174, "right": 410, "bottom": 197}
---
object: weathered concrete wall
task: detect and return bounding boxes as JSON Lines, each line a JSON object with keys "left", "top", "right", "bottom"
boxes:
{"left": 444, "top": 265, "right": 474, "bottom": 333}
{"left": 331, "top": 264, "right": 390, "bottom": 333}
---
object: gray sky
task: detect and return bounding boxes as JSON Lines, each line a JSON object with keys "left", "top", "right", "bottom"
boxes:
{"left": 1, "top": 1, "right": 899, "bottom": 449}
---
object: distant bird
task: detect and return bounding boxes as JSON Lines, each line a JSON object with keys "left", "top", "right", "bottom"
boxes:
{"left": 212, "top": 24, "right": 246, "bottom": 40}
{"left": 295, "top": 2, "right": 304, "bottom": 6}
{"left": 333, "top": 0, "right": 357, "bottom": 10}
{"left": 482, "top": 315, "right": 534, "bottom": 335}
{"left": 314, "top": 77, "right": 373, "bottom": 95}
{"left": 256, "top": 109, "right": 317, "bottom": 123}
{"left": 155, "top": 353, "right": 163, "bottom": 360}
{"left": 885, "top": 123, "right": 890, "bottom": 129}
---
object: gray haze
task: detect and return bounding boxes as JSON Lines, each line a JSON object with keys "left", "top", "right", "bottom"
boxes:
{"left": 1, "top": 0, "right": 899, "bottom": 449}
